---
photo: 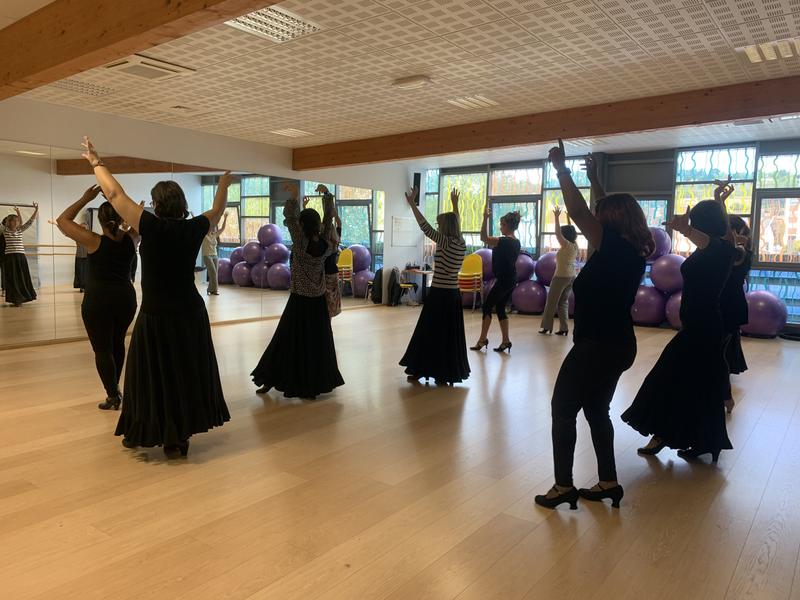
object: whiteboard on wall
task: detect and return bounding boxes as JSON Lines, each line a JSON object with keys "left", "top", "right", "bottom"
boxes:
{"left": 391, "top": 216, "right": 418, "bottom": 247}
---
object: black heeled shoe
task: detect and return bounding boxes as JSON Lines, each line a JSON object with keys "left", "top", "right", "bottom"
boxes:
{"left": 164, "top": 440, "right": 189, "bottom": 458}
{"left": 538, "top": 328, "right": 552, "bottom": 335}
{"left": 555, "top": 330, "right": 569, "bottom": 336}
{"left": 470, "top": 340, "right": 489, "bottom": 351}
{"left": 255, "top": 385, "right": 272, "bottom": 394}
{"left": 493, "top": 342, "right": 512, "bottom": 353}
{"left": 534, "top": 486, "right": 579, "bottom": 510}
{"left": 98, "top": 393, "right": 121, "bottom": 410}
{"left": 578, "top": 483, "right": 624, "bottom": 508}
{"left": 121, "top": 438, "right": 136, "bottom": 449}
{"left": 677, "top": 448, "right": 720, "bottom": 463}
{"left": 637, "top": 439, "right": 666, "bottom": 456}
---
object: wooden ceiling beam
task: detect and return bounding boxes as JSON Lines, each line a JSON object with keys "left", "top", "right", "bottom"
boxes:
{"left": 0, "top": 0, "right": 278, "bottom": 100}
{"left": 55, "top": 156, "right": 218, "bottom": 176}
{"left": 292, "top": 76, "right": 800, "bottom": 170}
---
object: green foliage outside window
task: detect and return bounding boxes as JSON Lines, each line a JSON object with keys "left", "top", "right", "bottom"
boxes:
{"left": 440, "top": 172, "right": 487, "bottom": 232}
{"left": 490, "top": 168, "right": 543, "bottom": 196}
{"left": 758, "top": 154, "right": 800, "bottom": 188}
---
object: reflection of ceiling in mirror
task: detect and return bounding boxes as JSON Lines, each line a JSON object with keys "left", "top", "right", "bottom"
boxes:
{"left": 0, "top": 140, "right": 83, "bottom": 160}
{"left": 0, "top": 0, "right": 54, "bottom": 28}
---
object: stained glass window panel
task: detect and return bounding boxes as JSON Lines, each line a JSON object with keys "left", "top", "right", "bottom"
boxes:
{"left": 749, "top": 269, "right": 800, "bottom": 323}
{"left": 241, "top": 196, "right": 269, "bottom": 216}
{"left": 759, "top": 197, "right": 800, "bottom": 264}
{"left": 492, "top": 201, "right": 537, "bottom": 252}
{"left": 338, "top": 185, "right": 372, "bottom": 200}
{"left": 757, "top": 154, "right": 800, "bottom": 189}
{"left": 543, "top": 189, "right": 590, "bottom": 231}
{"left": 490, "top": 168, "right": 543, "bottom": 196}
{"left": 440, "top": 172, "right": 487, "bottom": 232}
{"left": 676, "top": 147, "right": 756, "bottom": 182}
{"left": 544, "top": 159, "right": 590, "bottom": 188}
{"left": 674, "top": 182, "right": 753, "bottom": 215}
{"left": 637, "top": 200, "right": 669, "bottom": 228}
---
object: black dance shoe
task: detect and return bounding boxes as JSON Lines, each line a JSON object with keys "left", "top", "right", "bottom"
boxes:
{"left": 677, "top": 448, "right": 720, "bottom": 463}
{"left": 534, "top": 486, "right": 579, "bottom": 510}
{"left": 121, "top": 438, "right": 136, "bottom": 449}
{"left": 538, "top": 328, "right": 552, "bottom": 335}
{"left": 98, "top": 393, "right": 121, "bottom": 411}
{"left": 637, "top": 439, "right": 666, "bottom": 456}
{"left": 255, "top": 385, "right": 272, "bottom": 394}
{"left": 555, "top": 330, "right": 569, "bottom": 336}
{"left": 470, "top": 340, "right": 489, "bottom": 351}
{"left": 578, "top": 483, "right": 624, "bottom": 508}
{"left": 164, "top": 440, "right": 189, "bottom": 458}
{"left": 493, "top": 342, "right": 512, "bottom": 353}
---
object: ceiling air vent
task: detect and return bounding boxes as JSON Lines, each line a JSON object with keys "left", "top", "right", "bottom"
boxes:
{"left": 156, "top": 103, "right": 209, "bottom": 117}
{"left": 51, "top": 78, "right": 115, "bottom": 97}
{"left": 271, "top": 128, "right": 314, "bottom": 138}
{"left": 446, "top": 95, "right": 498, "bottom": 110}
{"left": 226, "top": 7, "right": 320, "bottom": 43}
{"left": 104, "top": 55, "right": 195, "bottom": 81}
{"left": 567, "top": 138, "right": 606, "bottom": 148}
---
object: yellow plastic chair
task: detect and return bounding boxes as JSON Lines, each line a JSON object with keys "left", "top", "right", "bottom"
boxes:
{"left": 337, "top": 248, "right": 353, "bottom": 292}
{"left": 458, "top": 254, "right": 483, "bottom": 311}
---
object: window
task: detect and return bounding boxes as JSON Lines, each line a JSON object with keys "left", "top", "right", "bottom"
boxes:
{"left": 338, "top": 185, "right": 372, "bottom": 200}
{"left": 542, "top": 161, "right": 590, "bottom": 253}
{"left": 637, "top": 199, "right": 669, "bottom": 228}
{"left": 758, "top": 197, "right": 800, "bottom": 264}
{"left": 488, "top": 165, "right": 542, "bottom": 253}
{"left": 440, "top": 171, "right": 487, "bottom": 232}
{"left": 201, "top": 175, "right": 242, "bottom": 244}
{"left": 339, "top": 204, "right": 371, "bottom": 247}
{"left": 674, "top": 182, "right": 753, "bottom": 215}
{"left": 758, "top": 154, "right": 800, "bottom": 189}
{"left": 240, "top": 175, "right": 270, "bottom": 242}
{"left": 219, "top": 206, "right": 240, "bottom": 245}
{"left": 492, "top": 201, "right": 537, "bottom": 252}
{"left": 749, "top": 270, "right": 800, "bottom": 324}
{"left": 490, "top": 168, "right": 542, "bottom": 196}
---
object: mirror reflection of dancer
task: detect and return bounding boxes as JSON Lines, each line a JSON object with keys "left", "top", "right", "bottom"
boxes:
{"left": 202, "top": 210, "right": 228, "bottom": 295}
{"left": 251, "top": 182, "right": 344, "bottom": 399}
{"left": 0, "top": 204, "right": 39, "bottom": 307}
{"left": 538, "top": 206, "right": 578, "bottom": 336}
{"left": 56, "top": 185, "right": 139, "bottom": 410}
{"left": 316, "top": 185, "right": 343, "bottom": 318}
{"left": 73, "top": 222, "right": 90, "bottom": 292}
{"left": 82, "top": 136, "right": 230, "bottom": 458}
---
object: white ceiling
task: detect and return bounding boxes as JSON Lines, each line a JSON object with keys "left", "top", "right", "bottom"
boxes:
{"left": 0, "top": 0, "right": 54, "bottom": 28}
{"left": 15, "top": 0, "right": 800, "bottom": 152}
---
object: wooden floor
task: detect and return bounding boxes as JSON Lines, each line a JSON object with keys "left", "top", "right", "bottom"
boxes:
{"left": 0, "top": 307, "right": 798, "bottom": 599}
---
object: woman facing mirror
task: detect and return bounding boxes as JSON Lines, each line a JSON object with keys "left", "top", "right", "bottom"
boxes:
{"left": 1, "top": 203, "right": 39, "bottom": 307}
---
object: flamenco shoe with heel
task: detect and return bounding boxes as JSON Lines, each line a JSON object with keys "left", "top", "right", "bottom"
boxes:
{"left": 538, "top": 328, "right": 552, "bottom": 335}
{"left": 164, "top": 440, "right": 189, "bottom": 458}
{"left": 578, "top": 483, "right": 624, "bottom": 508}
{"left": 637, "top": 437, "right": 666, "bottom": 456}
{"left": 470, "top": 340, "right": 489, "bottom": 351}
{"left": 493, "top": 342, "right": 512, "bottom": 353}
{"left": 677, "top": 448, "right": 720, "bottom": 463}
{"left": 98, "top": 393, "right": 121, "bottom": 411}
{"left": 534, "top": 486, "right": 579, "bottom": 510}
{"left": 121, "top": 438, "right": 136, "bottom": 449}
{"left": 555, "top": 330, "right": 569, "bottom": 336}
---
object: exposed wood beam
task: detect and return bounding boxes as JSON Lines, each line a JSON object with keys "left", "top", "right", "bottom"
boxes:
{"left": 55, "top": 157, "right": 218, "bottom": 176}
{"left": 0, "top": 0, "right": 278, "bottom": 101}
{"left": 292, "top": 76, "right": 800, "bottom": 170}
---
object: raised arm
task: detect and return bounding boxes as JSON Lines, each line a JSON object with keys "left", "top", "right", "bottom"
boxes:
{"left": 450, "top": 188, "right": 460, "bottom": 221}
{"left": 553, "top": 207, "right": 568, "bottom": 247}
{"left": 585, "top": 153, "right": 606, "bottom": 200}
{"left": 664, "top": 207, "right": 710, "bottom": 250}
{"left": 480, "top": 202, "right": 500, "bottom": 248}
{"left": 549, "top": 140, "right": 603, "bottom": 249}
{"left": 56, "top": 186, "right": 103, "bottom": 252}
{"left": 282, "top": 182, "right": 302, "bottom": 244}
{"left": 18, "top": 202, "right": 39, "bottom": 232}
{"left": 204, "top": 172, "right": 232, "bottom": 232}
{"left": 81, "top": 137, "right": 143, "bottom": 231}
{"left": 714, "top": 177, "right": 734, "bottom": 206}
{"left": 405, "top": 187, "right": 444, "bottom": 245}
{"left": 216, "top": 212, "right": 228, "bottom": 237}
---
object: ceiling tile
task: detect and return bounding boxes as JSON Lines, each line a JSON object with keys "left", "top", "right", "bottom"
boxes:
{"left": 720, "top": 13, "right": 800, "bottom": 46}
{"left": 384, "top": 37, "right": 474, "bottom": 65}
{"left": 335, "top": 11, "right": 437, "bottom": 48}
{"left": 512, "top": 1, "right": 617, "bottom": 39}
{"left": 621, "top": 5, "right": 721, "bottom": 44}
{"left": 273, "top": 0, "right": 391, "bottom": 29}
{"left": 443, "top": 18, "right": 540, "bottom": 54}
{"left": 483, "top": 0, "right": 572, "bottom": 17}
{"left": 593, "top": 0, "right": 704, "bottom": 22}
{"left": 402, "top": 0, "right": 506, "bottom": 35}
{"left": 706, "top": 0, "right": 800, "bottom": 28}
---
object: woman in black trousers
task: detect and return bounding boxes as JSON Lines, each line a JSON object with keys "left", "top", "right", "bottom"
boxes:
{"left": 57, "top": 185, "right": 138, "bottom": 409}
{"left": 535, "top": 144, "right": 654, "bottom": 510}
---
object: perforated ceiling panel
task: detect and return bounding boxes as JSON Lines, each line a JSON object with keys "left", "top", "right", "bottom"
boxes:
{"left": 21, "top": 0, "right": 800, "bottom": 148}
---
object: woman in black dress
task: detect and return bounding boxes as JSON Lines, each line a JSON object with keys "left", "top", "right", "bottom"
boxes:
{"left": 471, "top": 202, "right": 521, "bottom": 353}
{"left": 0, "top": 204, "right": 39, "bottom": 307}
{"left": 252, "top": 182, "right": 344, "bottom": 399}
{"left": 56, "top": 185, "right": 138, "bottom": 410}
{"left": 81, "top": 137, "right": 230, "bottom": 457}
{"left": 400, "top": 187, "right": 470, "bottom": 386}
{"left": 622, "top": 197, "right": 739, "bottom": 463}
{"left": 535, "top": 144, "right": 654, "bottom": 510}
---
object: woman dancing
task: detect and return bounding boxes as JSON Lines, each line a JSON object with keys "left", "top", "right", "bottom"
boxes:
{"left": 0, "top": 204, "right": 39, "bottom": 306}
{"left": 535, "top": 144, "right": 654, "bottom": 510}
{"left": 622, "top": 193, "right": 738, "bottom": 463}
{"left": 318, "top": 185, "right": 343, "bottom": 318}
{"left": 400, "top": 187, "right": 469, "bottom": 385}
{"left": 251, "top": 182, "right": 344, "bottom": 399}
{"left": 82, "top": 137, "right": 230, "bottom": 457}
{"left": 471, "top": 203, "right": 520, "bottom": 353}
{"left": 539, "top": 207, "right": 579, "bottom": 335}
{"left": 56, "top": 185, "right": 138, "bottom": 410}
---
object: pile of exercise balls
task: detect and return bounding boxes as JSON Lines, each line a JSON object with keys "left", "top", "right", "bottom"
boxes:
{"left": 221, "top": 223, "right": 291, "bottom": 290}
{"left": 347, "top": 244, "right": 375, "bottom": 297}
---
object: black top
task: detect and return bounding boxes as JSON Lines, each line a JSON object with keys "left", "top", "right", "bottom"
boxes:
{"left": 572, "top": 226, "right": 645, "bottom": 345}
{"left": 324, "top": 226, "right": 342, "bottom": 275}
{"left": 83, "top": 234, "right": 136, "bottom": 308}
{"left": 680, "top": 237, "right": 737, "bottom": 335}
{"left": 492, "top": 236, "right": 521, "bottom": 282}
{"left": 720, "top": 248, "right": 752, "bottom": 331}
{"left": 138, "top": 211, "right": 209, "bottom": 314}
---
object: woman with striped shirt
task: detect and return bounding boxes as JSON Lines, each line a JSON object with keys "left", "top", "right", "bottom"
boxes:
{"left": 400, "top": 187, "right": 470, "bottom": 386}
{"left": 1, "top": 204, "right": 39, "bottom": 306}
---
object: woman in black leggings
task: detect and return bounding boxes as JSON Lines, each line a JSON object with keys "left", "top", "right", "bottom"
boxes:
{"left": 534, "top": 143, "right": 654, "bottom": 510}
{"left": 57, "top": 186, "right": 137, "bottom": 410}
{"left": 471, "top": 204, "right": 521, "bottom": 352}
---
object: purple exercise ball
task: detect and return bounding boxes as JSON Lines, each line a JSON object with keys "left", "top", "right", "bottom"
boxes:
{"left": 267, "top": 263, "right": 291, "bottom": 290}
{"left": 631, "top": 285, "right": 667, "bottom": 326}
{"left": 218, "top": 258, "right": 233, "bottom": 285}
{"left": 258, "top": 223, "right": 283, "bottom": 247}
{"left": 665, "top": 291, "right": 683, "bottom": 329}
{"left": 242, "top": 241, "right": 265, "bottom": 265}
{"left": 265, "top": 242, "right": 290, "bottom": 266}
{"left": 349, "top": 244, "right": 372, "bottom": 272}
{"left": 516, "top": 253, "right": 535, "bottom": 282}
{"left": 535, "top": 251, "right": 558, "bottom": 286}
{"left": 352, "top": 269, "right": 375, "bottom": 297}
{"left": 741, "top": 291, "right": 787, "bottom": 338}
{"left": 232, "top": 261, "right": 253, "bottom": 287}
{"left": 512, "top": 280, "right": 547, "bottom": 314}
{"left": 229, "top": 247, "right": 244, "bottom": 265}
{"left": 474, "top": 248, "right": 493, "bottom": 280}
{"left": 650, "top": 253, "right": 685, "bottom": 294}
{"left": 647, "top": 227, "right": 672, "bottom": 262}
{"left": 250, "top": 261, "right": 271, "bottom": 288}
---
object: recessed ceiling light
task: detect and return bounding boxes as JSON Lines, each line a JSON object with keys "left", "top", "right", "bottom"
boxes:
{"left": 777, "top": 39, "right": 794, "bottom": 58}
{"left": 760, "top": 42, "right": 778, "bottom": 60}
{"left": 16, "top": 150, "right": 48, "bottom": 156}
{"left": 737, "top": 38, "right": 800, "bottom": 63}
{"left": 226, "top": 7, "right": 319, "bottom": 43}
{"left": 392, "top": 75, "right": 432, "bottom": 90}
{"left": 105, "top": 55, "right": 195, "bottom": 81}
{"left": 732, "top": 119, "right": 764, "bottom": 126}
{"left": 779, "top": 114, "right": 800, "bottom": 120}
{"left": 567, "top": 138, "right": 606, "bottom": 148}
{"left": 271, "top": 128, "right": 313, "bottom": 138}
{"left": 446, "top": 95, "right": 498, "bottom": 110}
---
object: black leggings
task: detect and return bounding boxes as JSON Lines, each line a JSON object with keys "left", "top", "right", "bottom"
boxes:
{"left": 482, "top": 278, "right": 515, "bottom": 320}
{"left": 81, "top": 300, "right": 137, "bottom": 397}
{"left": 551, "top": 338, "right": 636, "bottom": 487}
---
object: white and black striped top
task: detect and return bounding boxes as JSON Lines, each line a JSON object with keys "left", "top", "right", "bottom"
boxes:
{"left": 419, "top": 219, "right": 466, "bottom": 289}
{"left": 0, "top": 219, "right": 33, "bottom": 255}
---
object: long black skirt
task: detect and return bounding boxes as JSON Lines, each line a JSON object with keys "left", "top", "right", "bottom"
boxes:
{"left": 73, "top": 256, "right": 88, "bottom": 290}
{"left": 3, "top": 253, "right": 36, "bottom": 305}
{"left": 622, "top": 328, "right": 732, "bottom": 452}
{"left": 725, "top": 330, "right": 748, "bottom": 375}
{"left": 251, "top": 293, "right": 344, "bottom": 399}
{"left": 115, "top": 306, "right": 229, "bottom": 447}
{"left": 400, "top": 287, "right": 470, "bottom": 384}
